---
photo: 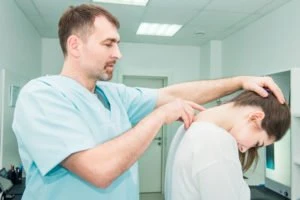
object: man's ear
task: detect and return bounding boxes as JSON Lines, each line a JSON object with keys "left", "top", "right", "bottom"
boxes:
{"left": 249, "top": 111, "right": 265, "bottom": 123}
{"left": 66, "top": 35, "right": 81, "bottom": 58}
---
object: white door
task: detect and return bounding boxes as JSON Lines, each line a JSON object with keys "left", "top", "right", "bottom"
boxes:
{"left": 123, "top": 75, "right": 166, "bottom": 193}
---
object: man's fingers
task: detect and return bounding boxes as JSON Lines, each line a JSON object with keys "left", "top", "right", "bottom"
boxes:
{"left": 252, "top": 85, "right": 269, "bottom": 98}
{"left": 262, "top": 77, "right": 285, "bottom": 104}
{"left": 181, "top": 110, "right": 190, "bottom": 129}
{"left": 162, "top": 99, "right": 204, "bottom": 128}
{"left": 186, "top": 101, "right": 206, "bottom": 111}
{"left": 182, "top": 101, "right": 202, "bottom": 128}
{"left": 243, "top": 76, "right": 285, "bottom": 104}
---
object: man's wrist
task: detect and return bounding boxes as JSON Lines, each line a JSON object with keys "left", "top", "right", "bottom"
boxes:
{"left": 152, "top": 108, "right": 167, "bottom": 125}
{"left": 232, "top": 76, "right": 245, "bottom": 89}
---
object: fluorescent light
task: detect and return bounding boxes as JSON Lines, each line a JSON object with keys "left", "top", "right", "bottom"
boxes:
{"left": 92, "top": 0, "right": 149, "bottom": 6}
{"left": 137, "top": 23, "right": 182, "bottom": 37}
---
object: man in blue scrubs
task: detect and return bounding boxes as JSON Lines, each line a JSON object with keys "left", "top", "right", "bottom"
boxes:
{"left": 12, "top": 4, "right": 285, "bottom": 200}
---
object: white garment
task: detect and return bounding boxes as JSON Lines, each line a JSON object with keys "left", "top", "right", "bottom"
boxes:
{"left": 165, "top": 122, "right": 250, "bottom": 200}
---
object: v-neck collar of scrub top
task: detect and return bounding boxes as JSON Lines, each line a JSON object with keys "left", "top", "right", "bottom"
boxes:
{"left": 94, "top": 85, "right": 111, "bottom": 111}
{"left": 57, "top": 75, "right": 112, "bottom": 118}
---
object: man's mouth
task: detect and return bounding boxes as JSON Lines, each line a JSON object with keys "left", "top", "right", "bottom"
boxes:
{"left": 106, "top": 61, "right": 116, "bottom": 68}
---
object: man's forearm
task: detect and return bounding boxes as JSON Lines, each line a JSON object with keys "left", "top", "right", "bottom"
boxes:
{"left": 62, "top": 106, "right": 166, "bottom": 188}
{"left": 157, "top": 76, "right": 243, "bottom": 106}
{"left": 92, "top": 108, "right": 166, "bottom": 185}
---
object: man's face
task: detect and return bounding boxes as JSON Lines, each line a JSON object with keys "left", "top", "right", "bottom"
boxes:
{"left": 229, "top": 112, "right": 275, "bottom": 153}
{"left": 79, "top": 16, "right": 122, "bottom": 81}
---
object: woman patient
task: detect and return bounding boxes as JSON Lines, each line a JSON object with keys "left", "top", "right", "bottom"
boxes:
{"left": 165, "top": 90, "right": 290, "bottom": 200}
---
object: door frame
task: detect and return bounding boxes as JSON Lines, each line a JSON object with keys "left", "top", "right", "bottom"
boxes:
{"left": 119, "top": 69, "right": 172, "bottom": 194}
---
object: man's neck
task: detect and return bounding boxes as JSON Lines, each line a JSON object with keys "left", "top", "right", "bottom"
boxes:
{"left": 60, "top": 61, "right": 96, "bottom": 93}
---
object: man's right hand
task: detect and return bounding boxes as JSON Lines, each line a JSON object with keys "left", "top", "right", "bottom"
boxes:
{"left": 157, "top": 99, "right": 205, "bottom": 129}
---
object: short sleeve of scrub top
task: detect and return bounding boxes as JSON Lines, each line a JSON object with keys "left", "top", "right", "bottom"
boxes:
{"left": 13, "top": 80, "right": 96, "bottom": 176}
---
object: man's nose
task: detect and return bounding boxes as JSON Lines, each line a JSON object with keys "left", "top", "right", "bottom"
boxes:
{"left": 113, "top": 45, "right": 122, "bottom": 59}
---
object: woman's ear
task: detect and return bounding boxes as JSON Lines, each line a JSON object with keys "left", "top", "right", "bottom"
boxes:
{"left": 249, "top": 111, "right": 265, "bottom": 123}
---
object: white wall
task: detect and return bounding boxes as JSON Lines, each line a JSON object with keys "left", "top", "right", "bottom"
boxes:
{"left": 0, "top": 0, "right": 41, "bottom": 78}
{"left": 222, "top": 0, "right": 300, "bottom": 76}
{"left": 0, "top": 0, "right": 41, "bottom": 169}
{"left": 200, "top": 42, "right": 210, "bottom": 80}
{"left": 210, "top": 41, "right": 222, "bottom": 79}
{"left": 218, "top": 0, "right": 300, "bottom": 187}
{"left": 118, "top": 43, "right": 201, "bottom": 84}
{"left": 200, "top": 41, "right": 223, "bottom": 108}
{"left": 200, "top": 40, "right": 223, "bottom": 80}
{"left": 200, "top": 40, "right": 223, "bottom": 79}
{"left": 41, "top": 38, "right": 64, "bottom": 75}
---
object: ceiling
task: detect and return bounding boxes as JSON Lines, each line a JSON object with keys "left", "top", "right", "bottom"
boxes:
{"left": 15, "top": 0, "right": 291, "bottom": 46}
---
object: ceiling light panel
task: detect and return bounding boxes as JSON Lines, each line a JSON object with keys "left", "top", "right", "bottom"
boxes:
{"left": 92, "top": 0, "right": 149, "bottom": 6}
{"left": 137, "top": 23, "right": 182, "bottom": 37}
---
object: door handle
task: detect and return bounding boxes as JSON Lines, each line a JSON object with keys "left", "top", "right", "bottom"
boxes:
{"left": 154, "top": 137, "right": 162, "bottom": 141}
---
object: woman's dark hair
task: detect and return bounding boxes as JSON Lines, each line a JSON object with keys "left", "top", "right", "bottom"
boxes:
{"left": 229, "top": 90, "right": 291, "bottom": 172}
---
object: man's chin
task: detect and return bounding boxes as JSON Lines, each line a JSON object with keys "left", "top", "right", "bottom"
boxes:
{"left": 99, "top": 73, "right": 113, "bottom": 81}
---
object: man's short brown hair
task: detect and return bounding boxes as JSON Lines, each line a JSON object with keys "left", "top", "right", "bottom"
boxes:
{"left": 58, "top": 4, "right": 120, "bottom": 56}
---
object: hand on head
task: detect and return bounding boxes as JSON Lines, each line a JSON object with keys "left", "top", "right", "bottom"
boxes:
{"left": 241, "top": 76, "right": 285, "bottom": 104}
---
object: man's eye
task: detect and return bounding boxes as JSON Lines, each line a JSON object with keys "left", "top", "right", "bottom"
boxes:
{"left": 105, "top": 43, "right": 113, "bottom": 47}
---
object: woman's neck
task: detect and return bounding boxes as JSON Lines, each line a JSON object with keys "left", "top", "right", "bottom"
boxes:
{"left": 194, "top": 103, "right": 235, "bottom": 132}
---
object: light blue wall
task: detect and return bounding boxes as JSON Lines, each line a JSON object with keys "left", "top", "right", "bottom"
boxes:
{"left": 0, "top": 0, "right": 41, "bottom": 78}
{"left": 118, "top": 43, "right": 201, "bottom": 84}
{"left": 200, "top": 42, "right": 210, "bottom": 80}
{"left": 222, "top": 0, "right": 300, "bottom": 76}
{"left": 41, "top": 38, "right": 64, "bottom": 75}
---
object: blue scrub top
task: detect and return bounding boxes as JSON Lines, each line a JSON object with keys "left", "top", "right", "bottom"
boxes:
{"left": 12, "top": 75, "right": 158, "bottom": 200}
